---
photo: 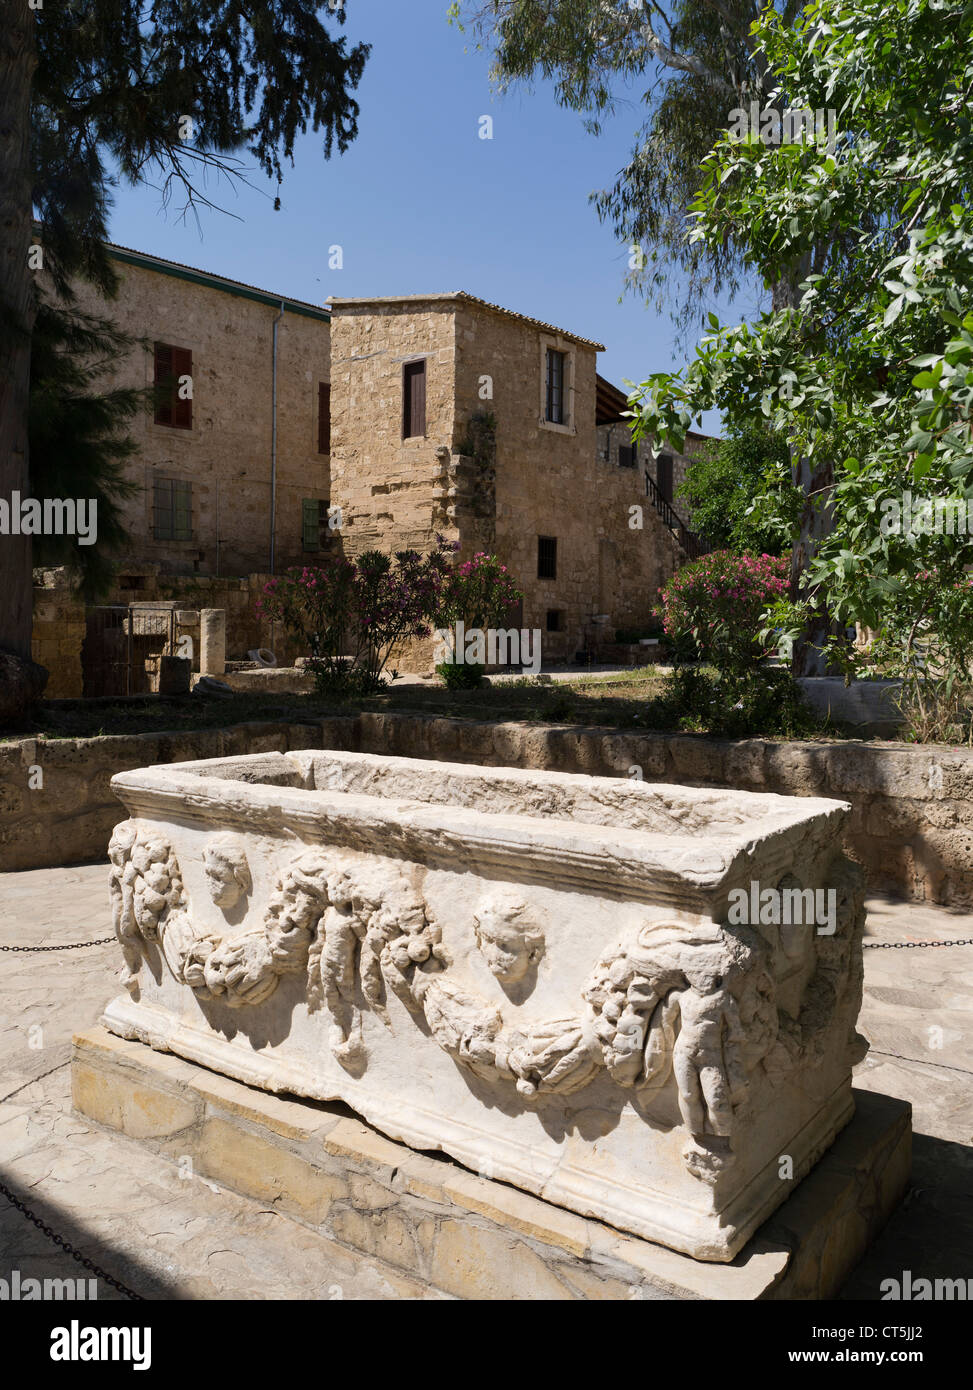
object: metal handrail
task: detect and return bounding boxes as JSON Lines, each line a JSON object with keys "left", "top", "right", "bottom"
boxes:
{"left": 644, "top": 473, "right": 710, "bottom": 560}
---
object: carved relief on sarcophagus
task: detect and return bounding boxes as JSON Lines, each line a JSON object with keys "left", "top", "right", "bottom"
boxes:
{"left": 104, "top": 749, "right": 866, "bottom": 1261}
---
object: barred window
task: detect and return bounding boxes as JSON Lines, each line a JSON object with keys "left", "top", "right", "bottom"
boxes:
{"left": 154, "top": 477, "right": 192, "bottom": 541}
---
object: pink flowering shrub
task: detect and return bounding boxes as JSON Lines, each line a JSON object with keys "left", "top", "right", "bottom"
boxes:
{"left": 436, "top": 551, "right": 523, "bottom": 635}
{"left": 434, "top": 550, "right": 523, "bottom": 687}
{"left": 257, "top": 541, "right": 455, "bottom": 692}
{"left": 656, "top": 551, "right": 789, "bottom": 675}
{"left": 256, "top": 539, "right": 522, "bottom": 694}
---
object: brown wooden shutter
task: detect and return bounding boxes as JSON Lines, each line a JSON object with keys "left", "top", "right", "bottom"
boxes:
{"left": 172, "top": 346, "right": 193, "bottom": 430}
{"left": 154, "top": 344, "right": 173, "bottom": 426}
{"left": 403, "top": 361, "right": 426, "bottom": 437}
{"left": 154, "top": 343, "right": 192, "bottom": 429}
{"left": 318, "top": 382, "right": 331, "bottom": 454}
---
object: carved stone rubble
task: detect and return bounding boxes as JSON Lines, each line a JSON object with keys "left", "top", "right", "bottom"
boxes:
{"left": 103, "top": 749, "right": 867, "bottom": 1261}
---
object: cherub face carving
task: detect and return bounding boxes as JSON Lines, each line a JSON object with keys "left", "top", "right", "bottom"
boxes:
{"left": 473, "top": 890, "right": 544, "bottom": 985}
{"left": 203, "top": 836, "right": 252, "bottom": 911}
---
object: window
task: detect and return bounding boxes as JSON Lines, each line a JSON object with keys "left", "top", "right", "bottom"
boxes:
{"left": 302, "top": 498, "right": 332, "bottom": 551}
{"left": 153, "top": 343, "right": 193, "bottom": 429}
{"left": 546, "top": 609, "right": 564, "bottom": 633}
{"left": 537, "top": 535, "right": 557, "bottom": 580}
{"left": 403, "top": 360, "right": 427, "bottom": 438}
{"left": 318, "top": 382, "right": 331, "bottom": 454}
{"left": 154, "top": 477, "right": 192, "bottom": 541}
{"left": 618, "top": 442, "right": 638, "bottom": 468}
{"left": 545, "top": 349, "right": 565, "bottom": 424}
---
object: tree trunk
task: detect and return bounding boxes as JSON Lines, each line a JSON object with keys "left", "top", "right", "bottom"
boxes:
{"left": 789, "top": 451, "right": 835, "bottom": 676}
{"left": 0, "top": 2, "right": 38, "bottom": 660}
{"left": 772, "top": 260, "right": 834, "bottom": 676}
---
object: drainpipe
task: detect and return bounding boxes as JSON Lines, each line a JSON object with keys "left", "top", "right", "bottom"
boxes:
{"left": 270, "top": 300, "right": 285, "bottom": 574}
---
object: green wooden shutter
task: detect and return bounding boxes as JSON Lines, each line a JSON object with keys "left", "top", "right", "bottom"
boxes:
{"left": 302, "top": 498, "right": 320, "bottom": 551}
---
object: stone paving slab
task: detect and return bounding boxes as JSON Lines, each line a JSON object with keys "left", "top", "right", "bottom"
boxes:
{"left": 1, "top": 866, "right": 971, "bottom": 1300}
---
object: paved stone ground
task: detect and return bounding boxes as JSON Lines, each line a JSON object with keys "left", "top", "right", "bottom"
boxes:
{"left": 1, "top": 865, "right": 970, "bottom": 1300}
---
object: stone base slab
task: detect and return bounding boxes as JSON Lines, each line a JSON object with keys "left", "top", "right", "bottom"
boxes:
{"left": 72, "top": 1026, "right": 911, "bottom": 1301}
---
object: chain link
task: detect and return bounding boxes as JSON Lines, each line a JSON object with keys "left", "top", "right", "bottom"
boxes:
{"left": 0, "top": 938, "right": 114, "bottom": 952}
{"left": 0, "top": 1179, "right": 143, "bottom": 1300}
{"left": 864, "top": 938, "right": 973, "bottom": 949}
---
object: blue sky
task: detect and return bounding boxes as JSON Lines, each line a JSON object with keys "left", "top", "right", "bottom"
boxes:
{"left": 106, "top": 1, "right": 748, "bottom": 434}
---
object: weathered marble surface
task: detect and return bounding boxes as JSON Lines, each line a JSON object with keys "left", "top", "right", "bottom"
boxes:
{"left": 102, "top": 750, "right": 868, "bottom": 1260}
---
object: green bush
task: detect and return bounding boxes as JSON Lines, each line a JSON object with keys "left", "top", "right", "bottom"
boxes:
{"left": 646, "top": 667, "right": 820, "bottom": 739}
{"left": 436, "top": 659, "right": 485, "bottom": 691}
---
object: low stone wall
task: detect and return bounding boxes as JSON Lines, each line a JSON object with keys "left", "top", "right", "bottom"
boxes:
{"left": 0, "top": 717, "right": 357, "bottom": 873}
{"left": 108, "top": 569, "right": 304, "bottom": 665}
{"left": 2, "top": 710, "right": 971, "bottom": 907}
{"left": 31, "top": 570, "right": 86, "bottom": 698}
{"left": 352, "top": 714, "right": 973, "bottom": 909}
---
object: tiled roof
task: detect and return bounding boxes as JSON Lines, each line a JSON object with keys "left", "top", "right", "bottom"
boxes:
{"left": 327, "top": 291, "right": 605, "bottom": 350}
{"left": 104, "top": 242, "right": 332, "bottom": 321}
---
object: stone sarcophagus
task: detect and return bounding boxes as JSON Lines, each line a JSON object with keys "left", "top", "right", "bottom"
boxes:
{"left": 103, "top": 750, "right": 867, "bottom": 1261}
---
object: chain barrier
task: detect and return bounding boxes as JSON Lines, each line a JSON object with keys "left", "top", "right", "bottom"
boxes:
{"left": 864, "top": 938, "right": 973, "bottom": 949}
{"left": 7, "top": 936, "right": 972, "bottom": 952}
{"left": 0, "top": 1179, "right": 144, "bottom": 1300}
{"left": 0, "top": 938, "right": 114, "bottom": 952}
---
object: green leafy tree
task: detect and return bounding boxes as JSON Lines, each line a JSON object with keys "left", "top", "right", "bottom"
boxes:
{"left": 0, "top": 0, "right": 369, "bottom": 709}
{"left": 678, "top": 424, "right": 798, "bottom": 554}
{"left": 631, "top": 0, "right": 973, "bottom": 700}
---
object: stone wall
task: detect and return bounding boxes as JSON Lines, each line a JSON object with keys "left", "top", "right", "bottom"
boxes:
{"left": 329, "top": 299, "right": 460, "bottom": 557}
{"left": 0, "top": 717, "right": 358, "bottom": 873}
{"left": 3, "top": 711, "right": 971, "bottom": 908}
{"left": 327, "top": 294, "right": 691, "bottom": 671}
{"left": 67, "top": 253, "right": 331, "bottom": 576}
{"left": 105, "top": 568, "right": 303, "bottom": 665}
{"left": 31, "top": 569, "right": 86, "bottom": 697}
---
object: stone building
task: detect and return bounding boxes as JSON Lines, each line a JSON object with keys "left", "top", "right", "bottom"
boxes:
{"left": 56, "top": 246, "right": 709, "bottom": 670}
{"left": 68, "top": 243, "right": 333, "bottom": 578}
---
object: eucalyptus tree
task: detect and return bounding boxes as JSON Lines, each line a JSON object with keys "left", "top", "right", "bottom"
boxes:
{"left": 631, "top": 0, "right": 973, "bottom": 695}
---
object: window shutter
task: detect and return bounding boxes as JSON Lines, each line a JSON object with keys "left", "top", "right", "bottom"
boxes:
{"left": 302, "top": 498, "right": 321, "bottom": 551}
{"left": 403, "top": 361, "right": 426, "bottom": 437}
{"left": 172, "top": 478, "right": 192, "bottom": 538}
{"left": 153, "top": 476, "right": 171, "bottom": 538}
{"left": 172, "top": 346, "right": 193, "bottom": 430}
{"left": 154, "top": 343, "right": 192, "bottom": 429}
{"left": 318, "top": 382, "right": 331, "bottom": 454}
{"left": 154, "top": 344, "right": 173, "bottom": 426}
